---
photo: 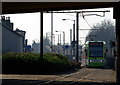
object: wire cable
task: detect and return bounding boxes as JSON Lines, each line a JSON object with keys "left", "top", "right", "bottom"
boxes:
{"left": 82, "top": 16, "right": 93, "bottom": 29}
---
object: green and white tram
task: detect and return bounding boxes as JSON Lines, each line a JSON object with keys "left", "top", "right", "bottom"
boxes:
{"left": 81, "top": 41, "right": 106, "bottom": 67}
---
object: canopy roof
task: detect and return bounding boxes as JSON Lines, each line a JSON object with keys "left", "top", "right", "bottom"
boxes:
{"left": 2, "top": 2, "right": 115, "bottom": 14}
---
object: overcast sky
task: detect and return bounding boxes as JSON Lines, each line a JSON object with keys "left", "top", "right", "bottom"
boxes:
{"left": 4, "top": 7, "right": 114, "bottom": 45}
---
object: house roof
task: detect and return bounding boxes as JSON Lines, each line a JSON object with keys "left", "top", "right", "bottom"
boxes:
{"left": 2, "top": 24, "right": 25, "bottom": 38}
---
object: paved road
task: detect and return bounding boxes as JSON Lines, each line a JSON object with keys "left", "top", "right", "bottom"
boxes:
{"left": 1, "top": 67, "right": 116, "bottom": 85}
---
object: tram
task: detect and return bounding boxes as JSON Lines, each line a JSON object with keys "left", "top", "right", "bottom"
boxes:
{"left": 81, "top": 41, "right": 106, "bottom": 67}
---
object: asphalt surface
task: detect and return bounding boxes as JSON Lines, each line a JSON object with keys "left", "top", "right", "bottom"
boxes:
{"left": 0, "top": 67, "right": 116, "bottom": 85}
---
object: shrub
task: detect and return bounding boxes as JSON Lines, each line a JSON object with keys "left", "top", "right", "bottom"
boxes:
{"left": 2, "top": 52, "right": 80, "bottom": 74}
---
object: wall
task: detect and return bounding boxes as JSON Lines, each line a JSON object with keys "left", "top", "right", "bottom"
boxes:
{"left": 2, "top": 26, "right": 23, "bottom": 53}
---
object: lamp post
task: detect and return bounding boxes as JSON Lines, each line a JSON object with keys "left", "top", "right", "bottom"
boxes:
{"left": 55, "top": 31, "right": 65, "bottom": 46}
{"left": 62, "top": 19, "right": 75, "bottom": 42}
{"left": 76, "top": 12, "right": 79, "bottom": 62}
{"left": 62, "top": 19, "right": 76, "bottom": 60}
{"left": 51, "top": 12, "right": 53, "bottom": 51}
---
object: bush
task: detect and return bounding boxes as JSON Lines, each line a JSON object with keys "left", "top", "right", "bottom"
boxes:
{"left": 2, "top": 52, "right": 81, "bottom": 74}
{"left": 3, "top": 53, "right": 41, "bottom": 74}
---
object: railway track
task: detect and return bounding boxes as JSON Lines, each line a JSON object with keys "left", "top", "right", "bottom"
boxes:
{"left": 36, "top": 68, "right": 98, "bottom": 85}
{"left": 2, "top": 67, "right": 116, "bottom": 85}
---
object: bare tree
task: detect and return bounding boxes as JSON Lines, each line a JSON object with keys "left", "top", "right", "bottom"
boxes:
{"left": 86, "top": 20, "right": 116, "bottom": 50}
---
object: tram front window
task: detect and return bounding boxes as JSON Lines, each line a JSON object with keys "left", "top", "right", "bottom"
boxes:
{"left": 90, "top": 47, "right": 103, "bottom": 57}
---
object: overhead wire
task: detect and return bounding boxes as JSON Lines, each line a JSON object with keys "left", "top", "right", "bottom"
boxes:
{"left": 80, "top": 12, "right": 95, "bottom": 41}
{"left": 82, "top": 13, "right": 93, "bottom": 29}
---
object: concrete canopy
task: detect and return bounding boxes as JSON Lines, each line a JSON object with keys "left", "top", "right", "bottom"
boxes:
{"left": 2, "top": 2, "right": 115, "bottom": 14}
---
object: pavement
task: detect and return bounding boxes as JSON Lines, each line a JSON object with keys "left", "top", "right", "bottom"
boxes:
{"left": 0, "top": 67, "right": 117, "bottom": 85}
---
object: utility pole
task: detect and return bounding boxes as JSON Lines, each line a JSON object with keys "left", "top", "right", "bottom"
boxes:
{"left": 60, "top": 34, "right": 61, "bottom": 45}
{"left": 70, "top": 29, "right": 72, "bottom": 45}
{"left": 58, "top": 35, "right": 59, "bottom": 45}
{"left": 40, "top": 12, "right": 43, "bottom": 58}
{"left": 73, "top": 20, "right": 75, "bottom": 42}
{"left": 51, "top": 12, "right": 53, "bottom": 51}
{"left": 76, "top": 12, "right": 79, "bottom": 62}
{"left": 63, "top": 32, "right": 65, "bottom": 46}
{"left": 62, "top": 18, "right": 75, "bottom": 58}
{"left": 56, "top": 31, "right": 65, "bottom": 46}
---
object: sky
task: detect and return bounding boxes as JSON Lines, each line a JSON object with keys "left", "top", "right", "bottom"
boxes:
{"left": 4, "top": 7, "right": 114, "bottom": 45}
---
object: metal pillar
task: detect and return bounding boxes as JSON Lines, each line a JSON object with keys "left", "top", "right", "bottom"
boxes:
{"left": 116, "top": 18, "right": 120, "bottom": 83}
{"left": 73, "top": 20, "right": 75, "bottom": 42}
{"left": 114, "top": 2, "right": 120, "bottom": 83}
{"left": 40, "top": 12, "right": 43, "bottom": 58}
{"left": 63, "top": 32, "right": 65, "bottom": 54}
{"left": 53, "top": 35, "right": 55, "bottom": 46}
{"left": 58, "top": 35, "right": 59, "bottom": 45}
{"left": 70, "top": 29, "right": 72, "bottom": 55}
{"left": 51, "top": 12, "right": 53, "bottom": 51}
{"left": 60, "top": 34, "right": 61, "bottom": 45}
{"left": 76, "top": 12, "right": 79, "bottom": 62}
{"left": 73, "top": 20, "right": 75, "bottom": 59}
{"left": 63, "top": 32, "right": 65, "bottom": 45}
{"left": 70, "top": 29, "right": 72, "bottom": 45}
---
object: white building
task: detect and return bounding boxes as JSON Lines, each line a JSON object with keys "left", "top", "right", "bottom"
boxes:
{"left": 32, "top": 38, "right": 51, "bottom": 53}
{"left": 32, "top": 41, "right": 40, "bottom": 53}
{"left": 1, "top": 16, "right": 26, "bottom": 53}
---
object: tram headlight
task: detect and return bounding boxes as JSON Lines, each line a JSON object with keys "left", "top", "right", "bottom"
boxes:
{"left": 89, "top": 60, "right": 92, "bottom": 62}
{"left": 100, "top": 60, "right": 103, "bottom": 62}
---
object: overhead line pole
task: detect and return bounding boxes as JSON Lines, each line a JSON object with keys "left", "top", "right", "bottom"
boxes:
{"left": 76, "top": 12, "right": 79, "bottom": 62}
{"left": 46, "top": 10, "right": 110, "bottom": 62}
{"left": 40, "top": 12, "right": 43, "bottom": 58}
{"left": 51, "top": 12, "right": 53, "bottom": 52}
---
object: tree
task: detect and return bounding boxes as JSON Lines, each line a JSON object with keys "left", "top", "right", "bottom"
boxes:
{"left": 85, "top": 20, "right": 116, "bottom": 50}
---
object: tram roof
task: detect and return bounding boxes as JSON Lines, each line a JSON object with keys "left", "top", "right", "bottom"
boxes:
{"left": 85, "top": 41, "right": 106, "bottom": 44}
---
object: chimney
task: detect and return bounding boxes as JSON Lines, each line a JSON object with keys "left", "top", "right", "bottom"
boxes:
{"left": 2, "top": 16, "right": 5, "bottom": 20}
{"left": 9, "top": 22, "right": 14, "bottom": 30}
{"left": 7, "top": 17, "right": 10, "bottom": 20}
{"left": 5, "top": 17, "right": 10, "bottom": 23}
{"left": 6, "top": 17, "right": 10, "bottom": 21}
{"left": 3, "top": 16, "right": 14, "bottom": 30}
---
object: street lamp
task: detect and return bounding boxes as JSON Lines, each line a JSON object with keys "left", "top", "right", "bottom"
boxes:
{"left": 62, "top": 19, "right": 75, "bottom": 42}
{"left": 62, "top": 19, "right": 76, "bottom": 58}
{"left": 55, "top": 31, "right": 65, "bottom": 46}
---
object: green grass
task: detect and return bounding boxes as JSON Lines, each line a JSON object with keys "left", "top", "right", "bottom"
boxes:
{"left": 2, "top": 52, "right": 81, "bottom": 74}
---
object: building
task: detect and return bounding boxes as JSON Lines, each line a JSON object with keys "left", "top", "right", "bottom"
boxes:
{"left": 32, "top": 41, "right": 40, "bottom": 53}
{"left": 32, "top": 38, "right": 51, "bottom": 53}
{"left": 1, "top": 16, "right": 26, "bottom": 53}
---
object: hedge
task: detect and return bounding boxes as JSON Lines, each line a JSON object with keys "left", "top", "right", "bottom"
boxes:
{"left": 2, "top": 52, "right": 81, "bottom": 74}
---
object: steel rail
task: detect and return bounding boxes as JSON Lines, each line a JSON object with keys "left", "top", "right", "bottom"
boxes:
{"left": 36, "top": 68, "right": 95, "bottom": 85}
